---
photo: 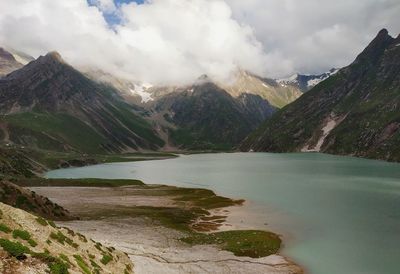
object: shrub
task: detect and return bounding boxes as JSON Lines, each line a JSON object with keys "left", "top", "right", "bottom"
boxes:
{"left": 32, "top": 252, "right": 58, "bottom": 263}
{"left": 77, "top": 233, "right": 87, "bottom": 243}
{"left": 90, "top": 259, "right": 100, "bottom": 268}
{"left": 49, "top": 261, "right": 69, "bottom": 274}
{"left": 94, "top": 242, "right": 102, "bottom": 251}
{"left": 0, "top": 223, "right": 12, "bottom": 233}
{"left": 28, "top": 239, "right": 38, "bottom": 247}
{"left": 35, "top": 217, "right": 48, "bottom": 226}
{"left": 100, "top": 254, "right": 113, "bottom": 265}
{"left": 58, "top": 254, "right": 72, "bottom": 265}
{"left": 12, "top": 229, "right": 31, "bottom": 241}
{"left": 0, "top": 238, "right": 30, "bottom": 258}
{"left": 50, "top": 231, "right": 67, "bottom": 245}
{"left": 73, "top": 255, "right": 91, "bottom": 274}
{"left": 48, "top": 220, "right": 57, "bottom": 228}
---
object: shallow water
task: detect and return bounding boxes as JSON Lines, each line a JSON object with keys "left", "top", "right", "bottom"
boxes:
{"left": 46, "top": 153, "right": 400, "bottom": 274}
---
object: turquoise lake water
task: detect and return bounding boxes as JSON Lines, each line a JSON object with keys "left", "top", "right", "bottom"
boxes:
{"left": 46, "top": 153, "right": 400, "bottom": 274}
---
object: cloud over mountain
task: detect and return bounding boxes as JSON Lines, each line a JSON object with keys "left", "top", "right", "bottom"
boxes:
{"left": 0, "top": 0, "right": 399, "bottom": 83}
{"left": 0, "top": 0, "right": 267, "bottom": 85}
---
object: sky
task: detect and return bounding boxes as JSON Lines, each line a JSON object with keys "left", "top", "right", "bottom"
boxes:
{"left": 0, "top": 0, "right": 399, "bottom": 85}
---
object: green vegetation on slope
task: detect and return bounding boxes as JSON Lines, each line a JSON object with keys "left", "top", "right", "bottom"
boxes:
{"left": 181, "top": 230, "right": 281, "bottom": 258}
{"left": 241, "top": 29, "right": 400, "bottom": 162}
{"left": 3, "top": 112, "right": 107, "bottom": 153}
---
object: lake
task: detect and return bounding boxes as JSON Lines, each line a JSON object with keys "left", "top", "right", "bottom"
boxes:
{"left": 46, "top": 152, "right": 400, "bottom": 274}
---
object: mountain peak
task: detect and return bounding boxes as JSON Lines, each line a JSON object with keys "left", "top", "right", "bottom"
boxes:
{"left": 353, "top": 29, "right": 394, "bottom": 66}
{"left": 377, "top": 28, "right": 389, "bottom": 37}
{"left": 43, "top": 51, "right": 64, "bottom": 63}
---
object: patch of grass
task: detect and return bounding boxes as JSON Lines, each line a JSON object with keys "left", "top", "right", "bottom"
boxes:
{"left": 181, "top": 230, "right": 281, "bottom": 258}
{"left": 94, "top": 242, "right": 103, "bottom": 251}
{"left": 56, "top": 233, "right": 78, "bottom": 248}
{"left": 77, "top": 233, "right": 87, "bottom": 243}
{"left": 0, "top": 238, "right": 30, "bottom": 258}
{"left": 28, "top": 238, "right": 38, "bottom": 247}
{"left": 73, "top": 255, "right": 91, "bottom": 274}
{"left": 49, "top": 261, "right": 69, "bottom": 274}
{"left": 59, "top": 254, "right": 72, "bottom": 266}
{"left": 32, "top": 252, "right": 58, "bottom": 263}
{"left": 48, "top": 220, "right": 57, "bottom": 228}
{"left": 0, "top": 223, "right": 12, "bottom": 233}
{"left": 35, "top": 217, "right": 48, "bottom": 226}
{"left": 124, "top": 263, "right": 133, "bottom": 274}
{"left": 100, "top": 253, "right": 113, "bottom": 265}
{"left": 90, "top": 259, "right": 100, "bottom": 268}
{"left": 12, "top": 229, "right": 31, "bottom": 241}
{"left": 50, "top": 231, "right": 70, "bottom": 245}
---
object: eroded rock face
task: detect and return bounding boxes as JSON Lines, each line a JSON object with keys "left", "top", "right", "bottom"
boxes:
{"left": 241, "top": 29, "right": 400, "bottom": 162}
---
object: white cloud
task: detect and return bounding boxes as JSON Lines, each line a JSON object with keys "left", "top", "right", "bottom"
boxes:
{"left": 0, "top": 0, "right": 267, "bottom": 85}
{"left": 226, "top": 0, "right": 400, "bottom": 77}
{"left": 0, "top": 0, "right": 399, "bottom": 83}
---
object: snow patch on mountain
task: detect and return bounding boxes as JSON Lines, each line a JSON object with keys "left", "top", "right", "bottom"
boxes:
{"left": 130, "top": 83, "right": 154, "bottom": 103}
{"left": 277, "top": 68, "right": 339, "bottom": 92}
{"left": 306, "top": 69, "right": 339, "bottom": 88}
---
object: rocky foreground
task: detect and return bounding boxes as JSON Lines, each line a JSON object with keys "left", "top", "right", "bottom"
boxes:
{"left": 0, "top": 202, "right": 133, "bottom": 274}
{"left": 30, "top": 181, "right": 302, "bottom": 274}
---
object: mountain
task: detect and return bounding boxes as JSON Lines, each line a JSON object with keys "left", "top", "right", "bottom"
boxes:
{"left": 0, "top": 47, "right": 23, "bottom": 77}
{"left": 241, "top": 29, "right": 400, "bottom": 162}
{"left": 85, "top": 70, "right": 282, "bottom": 150}
{"left": 87, "top": 69, "right": 302, "bottom": 109}
{"left": 0, "top": 52, "right": 164, "bottom": 153}
{"left": 216, "top": 70, "right": 302, "bottom": 108}
{"left": 86, "top": 70, "right": 300, "bottom": 150}
{"left": 153, "top": 81, "right": 276, "bottom": 150}
{"left": 0, "top": 180, "right": 74, "bottom": 220}
{"left": 4, "top": 47, "right": 35, "bottom": 65}
{"left": 278, "top": 69, "right": 339, "bottom": 92}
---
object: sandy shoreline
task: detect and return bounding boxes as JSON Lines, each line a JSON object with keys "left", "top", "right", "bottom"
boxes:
{"left": 30, "top": 186, "right": 303, "bottom": 274}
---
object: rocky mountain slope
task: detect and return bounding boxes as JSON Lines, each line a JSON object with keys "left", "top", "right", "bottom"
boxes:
{"left": 278, "top": 69, "right": 339, "bottom": 92}
{"left": 0, "top": 52, "right": 164, "bottom": 153}
{"left": 0, "top": 47, "right": 23, "bottom": 77}
{"left": 86, "top": 71, "right": 278, "bottom": 150}
{"left": 0, "top": 202, "right": 133, "bottom": 274}
{"left": 153, "top": 81, "right": 276, "bottom": 150}
{"left": 241, "top": 29, "right": 400, "bottom": 162}
{"left": 87, "top": 71, "right": 292, "bottom": 150}
{"left": 87, "top": 69, "right": 302, "bottom": 109}
{"left": 218, "top": 70, "right": 302, "bottom": 108}
{"left": 0, "top": 180, "right": 74, "bottom": 221}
